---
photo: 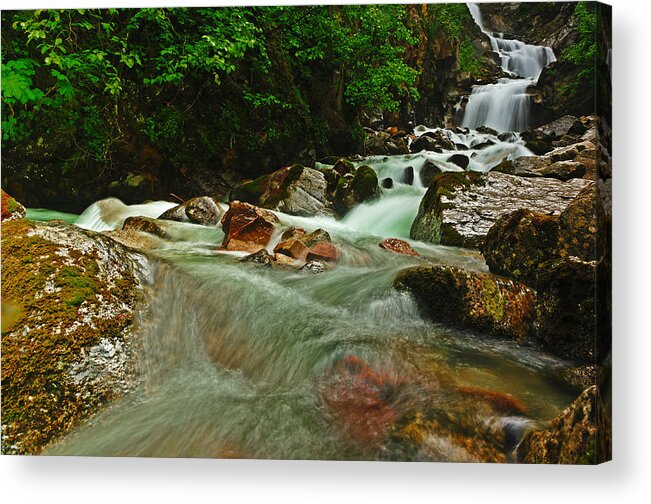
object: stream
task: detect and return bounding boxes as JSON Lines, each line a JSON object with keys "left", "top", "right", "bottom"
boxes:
{"left": 28, "top": 4, "right": 579, "bottom": 461}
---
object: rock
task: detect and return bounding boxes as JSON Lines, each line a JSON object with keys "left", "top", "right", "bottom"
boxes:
{"left": 470, "top": 140, "right": 496, "bottom": 151}
{"left": 524, "top": 139, "right": 554, "bottom": 155}
{"left": 318, "top": 355, "right": 403, "bottom": 446}
{"left": 381, "top": 178, "right": 394, "bottom": 189}
{"left": 401, "top": 166, "right": 415, "bottom": 185}
{"left": 158, "top": 196, "right": 226, "bottom": 226}
{"left": 299, "top": 228, "right": 331, "bottom": 247}
{"left": 447, "top": 154, "right": 470, "bottom": 169}
{"left": 411, "top": 130, "right": 455, "bottom": 153}
{"left": 220, "top": 201, "right": 279, "bottom": 253}
{"left": 364, "top": 131, "right": 389, "bottom": 155}
{"left": 103, "top": 229, "right": 159, "bottom": 250}
{"left": 122, "top": 216, "right": 169, "bottom": 239}
{"left": 318, "top": 167, "right": 340, "bottom": 193}
{"left": 410, "top": 171, "right": 591, "bottom": 249}
{"left": 280, "top": 226, "right": 306, "bottom": 241}
{"left": 332, "top": 158, "right": 355, "bottom": 177}
{"left": 240, "top": 249, "right": 273, "bottom": 267}
{"left": 379, "top": 238, "right": 419, "bottom": 257}
{"left": 535, "top": 115, "right": 578, "bottom": 138}
{"left": 518, "top": 386, "right": 611, "bottom": 464}
{"left": 539, "top": 161, "right": 586, "bottom": 181}
{"left": 493, "top": 156, "right": 548, "bottom": 177}
{"left": 273, "top": 253, "right": 305, "bottom": 269}
{"left": 300, "top": 261, "right": 327, "bottom": 274}
{"left": 475, "top": 126, "right": 499, "bottom": 136}
{"left": 307, "top": 241, "right": 341, "bottom": 263}
{"left": 1, "top": 189, "right": 26, "bottom": 221}
{"left": 552, "top": 133, "right": 583, "bottom": 148}
{"left": 230, "top": 164, "right": 329, "bottom": 217}
{"left": 481, "top": 184, "right": 605, "bottom": 362}
{"left": 1, "top": 219, "right": 150, "bottom": 454}
{"left": 419, "top": 160, "right": 445, "bottom": 187}
{"left": 547, "top": 141, "right": 593, "bottom": 163}
{"left": 394, "top": 265, "right": 537, "bottom": 342}
{"left": 387, "top": 137, "right": 409, "bottom": 155}
{"left": 273, "top": 238, "right": 309, "bottom": 262}
{"left": 333, "top": 165, "right": 379, "bottom": 217}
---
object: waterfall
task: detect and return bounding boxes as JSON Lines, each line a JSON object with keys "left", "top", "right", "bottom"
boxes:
{"left": 461, "top": 3, "right": 556, "bottom": 132}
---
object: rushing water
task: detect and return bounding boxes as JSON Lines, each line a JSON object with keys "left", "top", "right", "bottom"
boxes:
{"left": 461, "top": 3, "right": 556, "bottom": 132}
{"left": 38, "top": 138, "right": 577, "bottom": 461}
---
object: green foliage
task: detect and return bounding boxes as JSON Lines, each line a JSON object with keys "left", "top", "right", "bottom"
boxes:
{"left": 560, "top": 2, "right": 597, "bottom": 94}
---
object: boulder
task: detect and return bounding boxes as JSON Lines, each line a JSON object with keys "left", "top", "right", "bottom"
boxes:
{"left": 230, "top": 164, "right": 329, "bottom": 217}
{"left": 307, "top": 242, "right": 341, "bottom": 263}
{"left": 280, "top": 226, "right": 306, "bottom": 241}
{"left": 410, "top": 171, "right": 591, "bottom": 249}
{"left": 447, "top": 154, "right": 470, "bottom": 169}
{"left": 386, "top": 137, "right": 410, "bottom": 155}
{"left": 394, "top": 265, "right": 536, "bottom": 342}
{"left": 518, "top": 386, "right": 611, "bottom": 464}
{"left": 481, "top": 184, "right": 605, "bottom": 362}
{"left": 401, "top": 166, "right": 415, "bottom": 185}
{"left": 535, "top": 115, "right": 579, "bottom": 139}
{"left": 122, "top": 216, "right": 170, "bottom": 239}
{"left": 1, "top": 219, "right": 150, "bottom": 454}
{"left": 273, "top": 253, "right": 305, "bottom": 269}
{"left": 419, "top": 160, "right": 445, "bottom": 187}
{"left": 220, "top": 201, "right": 279, "bottom": 253}
{"left": 411, "top": 130, "right": 455, "bottom": 153}
{"left": 158, "top": 196, "right": 226, "bottom": 226}
{"left": 1, "top": 189, "right": 26, "bottom": 221}
{"left": 381, "top": 178, "right": 394, "bottom": 189}
{"left": 300, "top": 261, "right": 328, "bottom": 274}
{"left": 493, "top": 156, "right": 548, "bottom": 177}
{"left": 318, "top": 167, "right": 341, "bottom": 193}
{"left": 240, "top": 249, "right": 273, "bottom": 267}
{"left": 332, "top": 158, "right": 355, "bottom": 177}
{"left": 379, "top": 238, "right": 419, "bottom": 257}
{"left": 333, "top": 165, "right": 379, "bottom": 217}
{"left": 299, "top": 228, "right": 331, "bottom": 247}
{"left": 539, "top": 161, "right": 586, "bottom": 181}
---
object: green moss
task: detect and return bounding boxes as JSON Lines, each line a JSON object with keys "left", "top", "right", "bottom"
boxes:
{"left": 578, "top": 437, "right": 597, "bottom": 465}
{"left": 351, "top": 165, "right": 379, "bottom": 200}
{"left": 480, "top": 278, "right": 505, "bottom": 322}
{"left": 1, "top": 219, "right": 138, "bottom": 454}
{"left": 230, "top": 173, "right": 268, "bottom": 203}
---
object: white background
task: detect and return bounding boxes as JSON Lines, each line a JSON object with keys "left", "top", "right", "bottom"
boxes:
{"left": 1, "top": 0, "right": 649, "bottom": 502}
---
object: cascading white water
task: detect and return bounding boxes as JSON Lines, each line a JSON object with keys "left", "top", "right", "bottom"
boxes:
{"left": 461, "top": 3, "right": 556, "bottom": 132}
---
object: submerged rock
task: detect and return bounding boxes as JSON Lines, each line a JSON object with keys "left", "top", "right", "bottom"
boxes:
{"left": 447, "top": 154, "right": 470, "bottom": 169}
{"left": 379, "top": 238, "right": 419, "bottom": 257}
{"left": 1, "top": 189, "right": 26, "bottom": 221}
{"left": 410, "top": 171, "right": 591, "bottom": 249}
{"left": 394, "top": 265, "right": 536, "bottom": 342}
{"left": 307, "top": 241, "right": 341, "bottom": 263}
{"left": 518, "top": 385, "right": 611, "bottom": 464}
{"left": 230, "top": 164, "right": 329, "bottom": 217}
{"left": 300, "top": 261, "right": 327, "bottom": 274}
{"left": 220, "top": 201, "right": 279, "bottom": 253}
{"left": 158, "top": 196, "right": 226, "bottom": 226}
{"left": 1, "top": 219, "right": 150, "bottom": 454}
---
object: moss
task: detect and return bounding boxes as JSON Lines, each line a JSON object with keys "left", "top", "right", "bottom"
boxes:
{"left": 230, "top": 173, "right": 268, "bottom": 203}
{"left": 1, "top": 219, "right": 139, "bottom": 454}
{"left": 480, "top": 277, "right": 505, "bottom": 322}
{"left": 351, "top": 165, "right": 379, "bottom": 200}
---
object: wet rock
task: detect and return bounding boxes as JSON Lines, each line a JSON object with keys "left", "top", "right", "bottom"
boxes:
{"left": 419, "top": 160, "right": 445, "bottom": 187}
{"left": 1, "top": 189, "right": 26, "bottom": 221}
{"left": 333, "top": 165, "right": 379, "bottom": 217}
{"left": 220, "top": 201, "right": 279, "bottom": 253}
{"left": 1, "top": 219, "right": 150, "bottom": 454}
{"left": 381, "top": 177, "right": 394, "bottom": 189}
{"left": 475, "top": 126, "right": 499, "bottom": 136}
{"left": 230, "top": 164, "right": 328, "bottom": 217}
{"left": 364, "top": 131, "right": 390, "bottom": 155}
{"left": 518, "top": 386, "right": 611, "bottom": 464}
{"left": 535, "top": 114, "right": 579, "bottom": 138}
{"left": 482, "top": 184, "right": 605, "bottom": 362}
{"left": 300, "top": 261, "right": 327, "bottom": 274}
{"left": 387, "top": 137, "right": 410, "bottom": 155}
{"left": 379, "top": 238, "right": 419, "bottom": 257}
{"left": 318, "top": 167, "right": 340, "bottom": 193}
{"left": 410, "top": 171, "right": 591, "bottom": 249}
{"left": 159, "top": 196, "right": 226, "bottom": 226}
{"left": 470, "top": 140, "right": 496, "bottom": 151}
{"left": 307, "top": 242, "right": 341, "bottom": 263}
{"left": 394, "top": 265, "right": 537, "bottom": 342}
{"left": 273, "top": 253, "right": 305, "bottom": 270}
{"left": 299, "top": 228, "right": 331, "bottom": 248}
{"left": 332, "top": 158, "right": 355, "bottom": 177}
{"left": 240, "top": 249, "right": 273, "bottom": 267}
{"left": 411, "top": 130, "right": 455, "bottom": 153}
{"left": 273, "top": 238, "right": 309, "bottom": 262}
{"left": 103, "top": 229, "right": 159, "bottom": 250}
{"left": 401, "top": 166, "right": 415, "bottom": 185}
{"left": 280, "top": 226, "right": 306, "bottom": 241}
{"left": 447, "top": 154, "right": 470, "bottom": 169}
{"left": 318, "top": 355, "right": 403, "bottom": 446}
{"left": 493, "top": 156, "right": 548, "bottom": 177}
{"left": 122, "top": 216, "right": 170, "bottom": 239}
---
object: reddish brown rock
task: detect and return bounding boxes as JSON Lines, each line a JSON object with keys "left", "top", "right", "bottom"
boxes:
{"left": 280, "top": 226, "right": 305, "bottom": 241}
{"left": 220, "top": 201, "right": 279, "bottom": 253}
{"left": 273, "top": 238, "right": 309, "bottom": 262}
{"left": 379, "top": 238, "right": 419, "bottom": 257}
{"left": 307, "top": 241, "right": 341, "bottom": 263}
